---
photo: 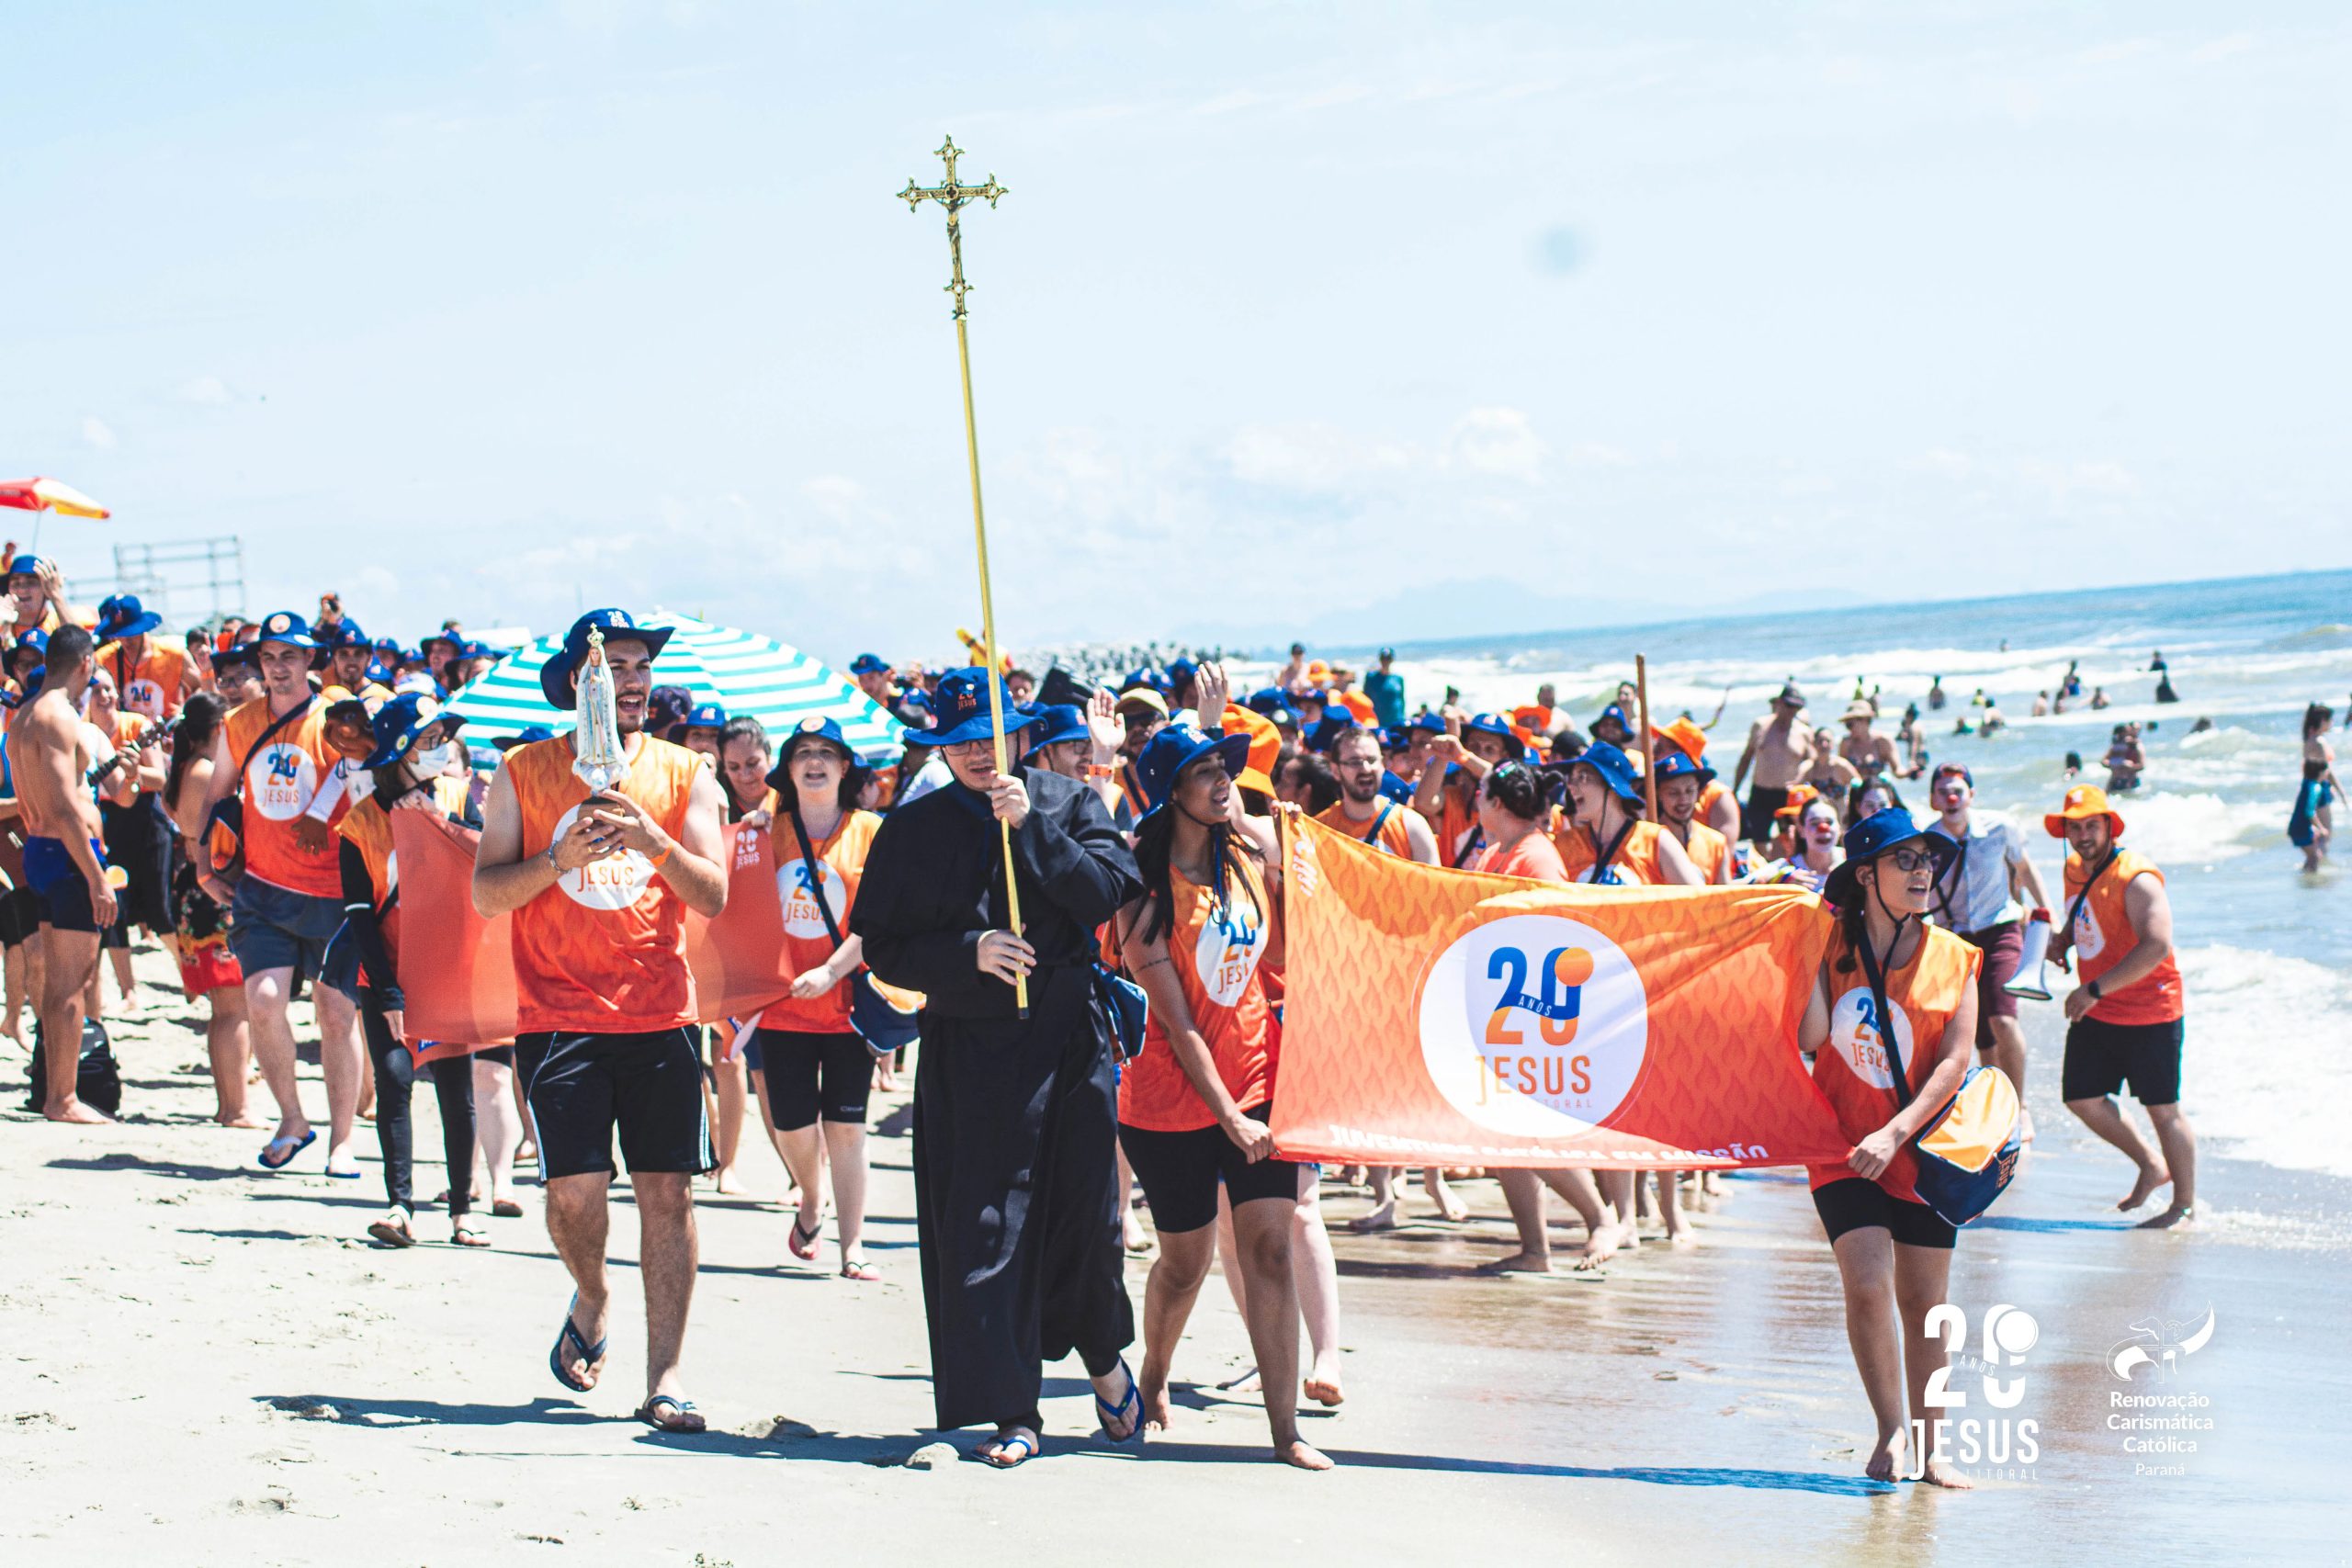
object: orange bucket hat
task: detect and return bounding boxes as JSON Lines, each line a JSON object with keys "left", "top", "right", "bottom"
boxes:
{"left": 1220, "top": 705, "right": 1282, "bottom": 796}
{"left": 2044, "top": 784, "right": 2125, "bottom": 839}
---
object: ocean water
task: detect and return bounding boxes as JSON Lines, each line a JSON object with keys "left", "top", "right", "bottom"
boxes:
{"left": 1348, "top": 570, "right": 2352, "bottom": 1181}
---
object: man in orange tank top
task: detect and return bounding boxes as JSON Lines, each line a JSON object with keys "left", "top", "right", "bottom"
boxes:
{"left": 95, "top": 593, "right": 195, "bottom": 723}
{"left": 199, "top": 611, "right": 371, "bottom": 1176}
{"left": 474, "top": 610, "right": 729, "bottom": 1433}
{"left": 1317, "top": 724, "right": 1438, "bottom": 863}
{"left": 2047, "top": 786, "right": 2196, "bottom": 1229}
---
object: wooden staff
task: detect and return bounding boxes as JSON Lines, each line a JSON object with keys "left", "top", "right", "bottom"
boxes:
{"left": 1636, "top": 653, "right": 1658, "bottom": 821}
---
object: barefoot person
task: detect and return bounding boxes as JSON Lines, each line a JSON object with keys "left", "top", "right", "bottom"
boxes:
{"left": 2046, "top": 785, "right": 2196, "bottom": 1228}
{"left": 161, "top": 694, "right": 257, "bottom": 1127}
{"left": 849, "top": 668, "right": 1142, "bottom": 1470}
{"left": 473, "top": 609, "right": 730, "bottom": 1432}
{"left": 5, "top": 627, "right": 118, "bottom": 1122}
{"left": 1801, "top": 808, "right": 1979, "bottom": 1488}
{"left": 1116, "top": 723, "right": 1329, "bottom": 1470}
{"left": 200, "top": 611, "right": 371, "bottom": 1175}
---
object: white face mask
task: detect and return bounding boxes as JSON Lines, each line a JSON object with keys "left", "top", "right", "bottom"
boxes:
{"left": 409, "top": 742, "right": 456, "bottom": 776}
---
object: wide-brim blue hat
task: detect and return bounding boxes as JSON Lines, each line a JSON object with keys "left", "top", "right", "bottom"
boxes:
{"left": 1245, "top": 687, "right": 1287, "bottom": 716}
{"left": 1135, "top": 723, "right": 1252, "bottom": 820}
{"left": 1408, "top": 711, "right": 1447, "bottom": 735}
{"left": 1464, "top": 712, "right": 1516, "bottom": 740}
{"left": 1301, "top": 712, "right": 1357, "bottom": 755}
{"left": 915, "top": 666, "right": 1035, "bottom": 748}
{"left": 1824, "top": 807, "right": 1959, "bottom": 908}
{"left": 326, "top": 621, "right": 369, "bottom": 650}
{"left": 849, "top": 653, "right": 889, "bottom": 676}
{"left": 1021, "top": 703, "right": 1088, "bottom": 757}
{"left": 6, "top": 555, "right": 43, "bottom": 578}
{"left": 493, "top": 724, "right": 557, "bottom": 753}
{"left": 254, "top": 610, "right": 321, "bottom": 650}
{"left": 1652, "top": 749, "right": 1717, "bottom": 786}
{"left": 96, "top": 594, "right": 164, "bottom": 643}
{"left": 684, "top": 703, "right": 728, "bottom": 729}
{"left": 363, "top": 694, "right": 466, "bottom": 770}
{"left": 538, "top": 609, "right": 675, "bottom": 709}
{"left": 1595, "top": 703, "right": 1632, "bottom": 733}
{"left": 1571, "top": 739, "right": 1645, "bottom": 803}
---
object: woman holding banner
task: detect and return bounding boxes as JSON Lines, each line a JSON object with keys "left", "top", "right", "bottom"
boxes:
{"left": 750, "top": 716, "right": 885, "bottom": 1281}
{"left": 1114, "top": 722, "right": 1331, "bottom": 1471}
{"left": 327, "top": 694, "right": 516, "bottom": 1248}
{"left": 1801, "top": 808, "right": 1979, "bottom": 1488}
{"left": 1555, "top": 740, "right": 1702, "bottom": 887}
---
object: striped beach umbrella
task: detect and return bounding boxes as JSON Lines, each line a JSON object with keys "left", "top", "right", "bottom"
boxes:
{"left": 443, "top": 610, "right": 906, "bottom": 761}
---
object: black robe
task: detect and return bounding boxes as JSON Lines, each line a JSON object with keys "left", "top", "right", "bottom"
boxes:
{"left": 850, "top": 764, "right": 1142, "bottom": 1431}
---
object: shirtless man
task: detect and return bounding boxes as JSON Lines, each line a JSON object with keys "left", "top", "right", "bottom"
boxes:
{"left": 6, "top": 626, "right": 117, "bottom": 1122}
{"left": 1732, "top": 682, "right": 1814, "bottom": 843}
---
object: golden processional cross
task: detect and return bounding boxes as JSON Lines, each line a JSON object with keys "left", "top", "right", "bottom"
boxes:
{"left": 896, "top": 135, "right": 1027, "bottom": 1015}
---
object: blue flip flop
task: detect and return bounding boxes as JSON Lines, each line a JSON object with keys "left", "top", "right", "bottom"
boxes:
{"left": 257, "top": 1129, "right": 317, "bottom": 1171}
{"left": 980, "top": 1429, "right": 1039, "bottom": 1469}
{"left": 548, "top": 1296, "right": 607, "bottom": 1393}
{"left": 1094, "top": 1358, "right": 1143, "bottom": 1443}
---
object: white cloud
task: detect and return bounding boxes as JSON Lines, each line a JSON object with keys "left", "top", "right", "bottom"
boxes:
{"left": 1447, "top": 407, "right": 1544, "bottom": 482}
{"left": 1226, "top": 421, "right": 1411, "bottom": 492}
{"left": 173, "top": 376, "right": 233, "bottom": 407}
{"left": 80, "top": 416, "right": 117, "bottom": 450}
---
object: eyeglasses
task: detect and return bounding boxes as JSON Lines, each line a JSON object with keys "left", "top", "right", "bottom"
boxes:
{"left": 1884, "top": 846, "right": 1939, "bottom": 873}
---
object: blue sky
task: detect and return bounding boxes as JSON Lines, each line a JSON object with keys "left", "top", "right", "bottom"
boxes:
{"left": 6, "top": 2, "right": 2346, "bottom": 665}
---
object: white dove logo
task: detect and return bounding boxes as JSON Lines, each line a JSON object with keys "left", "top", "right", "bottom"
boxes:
{"left": 2109, "top": 1306, "right": 2216, "bottom": 1382}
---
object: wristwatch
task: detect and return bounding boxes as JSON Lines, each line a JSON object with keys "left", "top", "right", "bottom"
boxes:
{"left": 2086, "top": 979, "right": 2103, "bottom": 1000}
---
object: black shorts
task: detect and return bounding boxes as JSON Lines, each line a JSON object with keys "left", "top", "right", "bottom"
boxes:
{"left": 1119, "top": 1105, "right": 1303, "bottom": 1235}
{"left": 755, "top": 1028, "right": 873, "bottom": 1129}
{"left": 521, "top": 1026, "right": 713, "bottom": 1180}
{"left": 2062, "top": 1016, "right": 2184, "bottom": 1106}
{"left": 1812, "top": 1177, "right": 1957, "bottom": 1250}
{"left": 0, "top": 886, "right": 38, "bottom": 948}
{"left": 98, "top": 796, "right": 174, "bottom": 932}
{"left": 1742, "top": 785, "right": 1790, "bottom": 842}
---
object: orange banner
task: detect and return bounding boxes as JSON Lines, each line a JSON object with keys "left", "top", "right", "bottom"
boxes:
{"left": 1272, "top": 814, "right": 1851, "bottom": 1168}
{"left": 392, "top": 812, "right": 797, "bottom": 1045}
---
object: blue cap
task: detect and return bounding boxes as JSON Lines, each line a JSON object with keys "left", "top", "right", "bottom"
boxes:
{"left": 211, "top": 642, "right": 258, "bottom": 671}
{"left": 1652, "top": 748, "right": 1716, "bottom": 785}
{"left": 1120, "top": 666, "right": 1170, "bottom": 695}
{"left": 849, "top": 653, "right": 889, "bottom": 676}
{"left": 493, "top": 723, "right": 557, "bottom": 753}
{"left": 12, "top": 628, "right": 48, "bottom": 657}
{"left": 1408, "top": 711, "right": 1447, "bottom": 735}
{"left": 1378, "top": 725, "right": 1409, "bottom": 750}
{"left": 1167, "top": 657, "right": 1199, "bottom": 686}
{"left": 254, "top": 610, "right": 322, "bottom": 650}
{"left": 912, "top": 667, "right": 1034, "bottom": 748}
{"left": 1022, "top": 703, "right": 1088, "bottom": 757}
{"left": 373, "top": 635, "right": 401, "bottom": 652}
{"left": 1826, "top": 807, "right": 1958, "bottom": 908}
{"left": 684, "top": 702, "right": 728, "bottom": 729}
{"left": 1301, "top": 712, "right": 1356, "bottom": 754}
{"left": 458, "top": 639, "right": 492, "bottom": 661}
{"left": 96, "top": 594, "right": 164, "bottom": 642}
{"left": 6, "top": 665, "right": 44, "bottom": 707}
{"left": 1245, "top": 686, "right": 1287, "bottom": 716}
{"left": 326, "top": 620, "right": 370, "bottom": 650}
{"left": 1571, "top": 739, "right": 1645, "bottom": 804}
{"left": 1134, "top": 722, "right": 1251, "bottom": 819}
{"left": 1377, "top": 772, "right": 1414, "bottom": 804}
{"left": 538, "top": 609, "right": 674, "bottom": 709}
{"left": 362, "top": 693, "right": 466, "bottom": 770}
{"left": 1932, "top": 761, "right": 1974, "bottom": 788}
{"left": 6, "top": 555, "right": 42, "bottom": 579}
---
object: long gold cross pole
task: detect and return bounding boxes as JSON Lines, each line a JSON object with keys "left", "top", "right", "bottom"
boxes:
{"left": 898, "top": 135, "right": 1027, "bottom": 1016}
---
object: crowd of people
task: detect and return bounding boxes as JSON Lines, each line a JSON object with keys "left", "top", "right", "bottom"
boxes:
{"left": 9, "top": 543, "right": 2321, "bottom": 1484}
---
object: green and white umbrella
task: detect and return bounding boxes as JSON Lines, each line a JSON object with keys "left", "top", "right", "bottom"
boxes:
{"left": 443, "top": 610, "right": 906, "bottom": 762}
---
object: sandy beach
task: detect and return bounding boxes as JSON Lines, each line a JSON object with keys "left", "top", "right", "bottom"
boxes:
{"left": 3, "top": 943, "right": 2342, "bottom": 1567}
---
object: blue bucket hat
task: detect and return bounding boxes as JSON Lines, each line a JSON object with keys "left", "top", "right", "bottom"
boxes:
{"left": 1245, "top": 686, "right": 1287, "bottom": 716}
{"left": 325, "top": 620, "right": 370, "bottom": 651}
{"left": 1166, "top": 656, "right": 1199, "bottom": 688}
{"left": 1571, "top": 739, "right": 1645, "bottom": 804}
{"left": 684, "top": 702, "right": 728, "bottom": 730}
{"left": 1134, "top": 722, "right": 1252, "bottom": 819}
{"left": 914, "top": 667, "right": 1035, "bottom": 748}
{"left": 362, "top": 692, "right": 467, "bottom": 770}
{"left": 211, "top": 642, "right": 258, "bottom": 672}
{"left": 1463, "top": 712, "right": 1516, "bottom": 741}
{"left": 492, "top": 723, "right": 557, "bottom": 753}
{"left": 1301, "top": 712, "right": 1357, "bottom": 755}
{"left": 254, "top": 610, "right": 322, "bottom": 650}
{"left": 538, "top": 609, "right": 674, "bottom": 709}
{"left": 1378, "top": 725, "right": 1409, "bottom": 751}
{"left": 1593, "top": 703, "right": 1633, "bottom": 736}
{"left": 849, "top": 653, "right": 889, "bottom": 677}
{"left": 1652, "top": 748, "right": 1717, "bottom": 786}
{"left": 1825, "top": 807, "right": 1959, "bottom": 909}
{"left": 1119, "top": 666, "right": 1170, "bottom": 696}
{"left": 780, "top": 714, "right": 854, "bottom": 758}
{"left": 1408, "top": 711, "right": 1447, "bottom": 735}
{"left": 6, "top": 665, "right": 44, "bottom": 707}
{"left": 1021, "top": 703, "right": 1088, "bottom": 757}
{"left": 1377, "top": 772, "right": 1415, "bottom": 804}
{"left": 6, "top": 554, "right": 44, "bottom": 579}
{"left": 11, "top": 627, "right": 48, "bottom": 660}
{"left": 96, "top": 593, "right": 164, "bottom": 642}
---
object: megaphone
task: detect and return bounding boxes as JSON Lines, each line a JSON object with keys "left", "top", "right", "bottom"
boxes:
{"left": 2004, "top": 907, "right": 2054, "bottom": 1000}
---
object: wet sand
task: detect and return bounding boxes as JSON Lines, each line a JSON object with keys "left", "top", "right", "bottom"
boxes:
{"left": 2, "top": 949, "right": 2342, "bottom": 1566}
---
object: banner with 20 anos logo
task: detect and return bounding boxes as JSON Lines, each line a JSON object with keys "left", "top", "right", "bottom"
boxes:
{"left": 1272, "top": 813, "right": 1856, "bottom": 1169}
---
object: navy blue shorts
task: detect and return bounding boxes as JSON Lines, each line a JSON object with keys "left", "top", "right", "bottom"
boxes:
{"left": 229, "top": 875, "right": 344, "bottom": 976}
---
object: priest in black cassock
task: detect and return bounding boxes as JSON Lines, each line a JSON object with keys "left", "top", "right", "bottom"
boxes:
{"left": 850, "top": 667, "right": 1144, "bottom": 1468}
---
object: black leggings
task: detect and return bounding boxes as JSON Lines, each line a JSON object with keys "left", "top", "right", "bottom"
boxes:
{"left": 361, "top": 998, "right": 479, "bottom": 1215}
